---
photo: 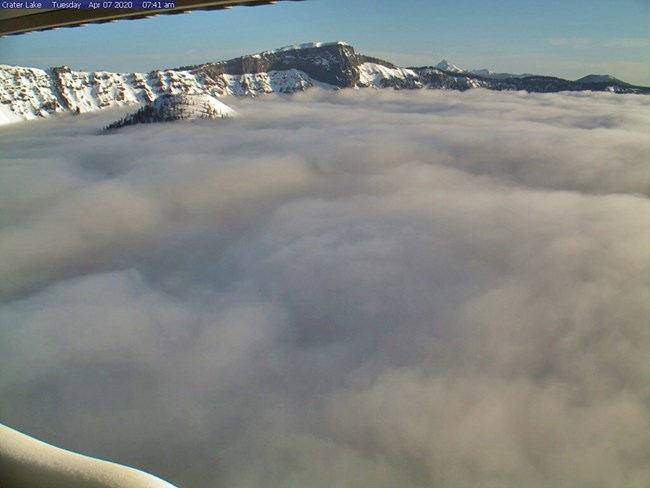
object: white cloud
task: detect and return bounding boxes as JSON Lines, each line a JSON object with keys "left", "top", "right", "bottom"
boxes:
{"left": 0, "top": 89, "right": 647, "bottom": 487}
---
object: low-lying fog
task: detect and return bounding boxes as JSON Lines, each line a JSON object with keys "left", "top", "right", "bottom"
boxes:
{"left": 0, "top": 89, "right": 647, "bottom": 488}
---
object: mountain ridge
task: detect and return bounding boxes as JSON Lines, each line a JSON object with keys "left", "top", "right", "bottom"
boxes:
{"left": 1, "top": 41, "right": 648, "bottom": 125}
{"left": 574, "top": 74, "right": 628, "bottom": 85}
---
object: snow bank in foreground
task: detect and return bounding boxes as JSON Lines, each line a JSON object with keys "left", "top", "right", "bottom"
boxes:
{"left": 0, "top": 423, "right": 178, "bottom": 488}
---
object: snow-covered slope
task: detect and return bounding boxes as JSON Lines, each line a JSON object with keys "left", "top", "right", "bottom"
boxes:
{"left": 0, "top": 66, "right": 62, "bottom": 124}
{"left": 357, "top": 62, "right": 421, "bottom": 88}
{"left": 0, "top": 423, "right": 177, "bottom": 488}
{"left": 105, "top": 93, "right": 235, "bottom": 130}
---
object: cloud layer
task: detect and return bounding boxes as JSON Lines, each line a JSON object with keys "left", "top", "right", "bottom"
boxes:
{"left": 0, "top": 89, "right": 648, "bottom": 488}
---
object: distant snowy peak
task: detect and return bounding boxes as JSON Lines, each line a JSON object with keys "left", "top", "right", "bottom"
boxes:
{"left": 434, "top": 59, "right": 463, "bottom": 73}
{"left": 434, "top": 62, "right": 533, "bottom": 79}
{"left": 104, "top": 94, "right": 235, "bottom": 130}
{"left": 575, "top": 74, "right": 626, "bottom": 85}
{"left": 469, "top": 68, "right": 534, "bottom": 79}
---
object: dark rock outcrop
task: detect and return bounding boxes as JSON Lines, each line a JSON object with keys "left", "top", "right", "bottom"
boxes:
{"left": 190, "top": 42, "right": 362, "bottom": 88}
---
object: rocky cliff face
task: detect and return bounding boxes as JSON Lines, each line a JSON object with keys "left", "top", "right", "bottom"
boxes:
{"left": 191, "top": 42, "right": 362, "bottom": 89}
{"left": 1, "top": 41, "right": 648, "bottom": 125}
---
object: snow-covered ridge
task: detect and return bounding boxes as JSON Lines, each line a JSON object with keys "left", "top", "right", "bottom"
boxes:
{"left": 1, "top": 42, "right": 647, "bottom": 126}
{"left": 1, "top": 42, "right": 361, "bottom": 125}
{"left": 469, "top": 68, "right": 534, "bottom": 79}
{"left": 0, "top": 63, "right": 320, "bottom": 125}
{"left": 0, "top": 423, "right": 177, "bottom": 488}
{"left": 433, "top": 60, "right": 534, "bottom": 79}
{"left": 259, "top": 41, "right": 350, "bottom": 56}
{"left": 0, "top": 64, "right": 206, "bottom": 125}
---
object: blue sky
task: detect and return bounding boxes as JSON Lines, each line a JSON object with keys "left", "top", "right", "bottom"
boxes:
{"left": 1, "top": 0, "right": 648, "bottom": 84}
